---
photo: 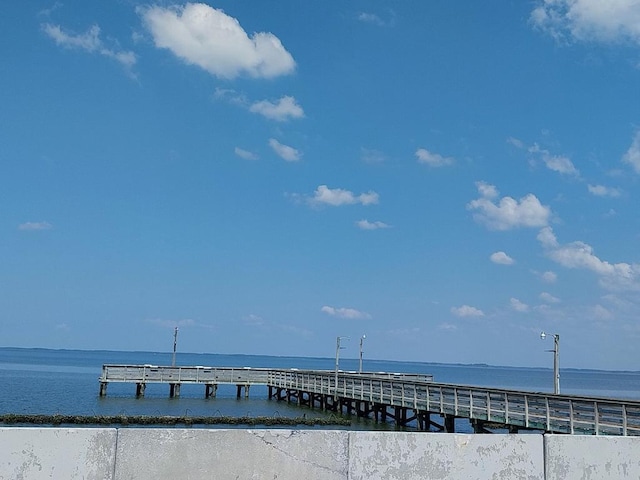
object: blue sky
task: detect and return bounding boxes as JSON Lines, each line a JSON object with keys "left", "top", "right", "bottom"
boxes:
{"left": 2, "top": 0, "right": 640, "bottom": 370}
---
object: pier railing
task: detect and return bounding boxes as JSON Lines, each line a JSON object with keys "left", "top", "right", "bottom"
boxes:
{"left": 268, "top": 370, "right": 640, "bottom": 436}
{"left": 100, "top": 365, "right": 640, "bottom": 436}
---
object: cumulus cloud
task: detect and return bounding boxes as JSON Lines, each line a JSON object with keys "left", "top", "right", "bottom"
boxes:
{"left": 490, "top": 251, "right": 515, "bottom": 265}
{"left": 321, "top": 305, "right": 371, "bottom": 320}
{"left": 451, "top": 305, "right": 485, "bottom": 317}
{"left": 234, "top": 147, "right": 258, "bottom": 160}
{"left": 467, "top": 182, "right": 551, "bottom": 231}
{"left": 308, "top": 185, "right": 379, "bottom": 207}
{"left": 512, "top": 139, "right": 580, "bottom": 178}
{"left": 537, "top": 226, "right": 640, "bottom": 291}
{"left": 268, "top": 138, "right": 301, "bottom": 162}
{"left": 587, "top": 184, "right": 621, "bottom": 197}
{"left": 140, "top": 3, "right": 295, "bottom": 79}
{"left": 249, "top": 96, "right": 304, "bottom": 121}
{"left": 510, "top": 298, "right": 530, "bottom": 313}
{"left": 42, "top": 23, "right": 136, "bottom": 69}
{"left": 356, "top": 219, "right": 390, "bottom": 230}
{"left": 623, "top": 130, "right": 640, "bottom": 174}
{"left": 18, "top": 221, "right": 53, "bottom": 231}
{"left": 530, "top": 0, "right": 640, "bottom": 45}
{"left": 541, "top": 271, "right": 558, "bottom": 283}
{"left": 540, "top": 292, "right": 561, "bottom": 304}
{"left": 415, "top": 148, "right": 454, "bottom": 167}
{"left": 528, "top": 143, "right": 580, "bottom": 177}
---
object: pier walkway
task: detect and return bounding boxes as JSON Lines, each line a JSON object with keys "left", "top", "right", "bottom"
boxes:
{"left": 99, "top": 364, "right": 640, "bottom": 436}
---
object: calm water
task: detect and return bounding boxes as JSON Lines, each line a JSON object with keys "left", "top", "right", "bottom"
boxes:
{"left": 1, "top": 348, "right": 639, "bottom": 432}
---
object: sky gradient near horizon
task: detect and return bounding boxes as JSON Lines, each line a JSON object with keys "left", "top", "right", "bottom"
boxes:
{"left": 2, "top": 0, "right": 640, "bottom": 370}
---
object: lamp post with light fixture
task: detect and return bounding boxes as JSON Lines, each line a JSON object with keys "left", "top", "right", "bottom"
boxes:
{"left": 359, "top": 335, "right": 366, "bottom": 373}
{"left": 334, "top": 336, "right": 349, "bottom": 399}
{"left": 540, "top": 331, "right": 560, "bottom": 394}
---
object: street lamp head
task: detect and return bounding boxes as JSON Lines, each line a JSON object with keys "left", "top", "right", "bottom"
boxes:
{"left": 362, "top": 334, "right": 366, "bottom": 339}
{"left": 540, "top": 331, "right": 546, "bottom": 340}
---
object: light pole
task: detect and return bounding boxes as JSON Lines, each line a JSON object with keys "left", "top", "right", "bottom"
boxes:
{"left": 359, "top": 334, "right": 366, "bottom": 373}
{"left": 334, "top": 336, "right": 348, "bottom": 399}
{"left": 541, "top": 331, "right": 560, "bottom": 394}
{"left": 172, "top": 327, "right": 179, "bottom": 367}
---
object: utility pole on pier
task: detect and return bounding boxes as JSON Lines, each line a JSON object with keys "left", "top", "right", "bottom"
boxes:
{"left": 172, "top": 327, "right": 178, "bottom": 367}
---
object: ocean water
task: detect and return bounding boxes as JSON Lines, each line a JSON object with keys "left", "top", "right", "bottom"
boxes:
{"left": 1, "top": 347, "right": 639, "bottom": 432}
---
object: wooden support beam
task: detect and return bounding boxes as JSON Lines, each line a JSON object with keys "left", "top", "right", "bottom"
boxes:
{"left": 136, "top": 383, "right": 145, "bottom": 398}
{"left": 205, "top": 384, "right": 217, "bottom": 398}
{"left": 444, "top": 415, "right": 455, "bottom": 433}
{"left": 99, "top": 382, "right": 108, "bottom": 397}
{"left": 169, "top": 383, "right": 181, "bottom": 398}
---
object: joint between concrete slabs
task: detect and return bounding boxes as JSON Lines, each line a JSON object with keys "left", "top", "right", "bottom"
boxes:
{"left": 3, "top": 428, "right": 640, "bottom": 480}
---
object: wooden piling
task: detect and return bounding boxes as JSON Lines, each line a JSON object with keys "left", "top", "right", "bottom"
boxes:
{"left": 136, "top": 383, "right": 145, "bottom": 397}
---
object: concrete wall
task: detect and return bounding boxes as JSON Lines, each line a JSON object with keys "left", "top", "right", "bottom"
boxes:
{"left": 1, "top": 428, "right": 639, "bottom": 479}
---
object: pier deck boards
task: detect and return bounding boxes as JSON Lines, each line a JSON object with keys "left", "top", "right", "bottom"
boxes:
{"left": 99, "top": 364, "right": 640, "bottom": 436}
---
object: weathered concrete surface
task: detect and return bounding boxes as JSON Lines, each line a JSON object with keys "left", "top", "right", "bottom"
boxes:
{"left": 4, "top": 428, "right": 640, "bottom": 479}
{"left": 545, "top": 435, "right": 640, "bottom": 479}
{"left": 114, "top": 429, "right": 349, "bottom": 480}
{"left": 349, "top": 432, "right": 544, "bottom": 480}
{"left": 0, "top": 427, "right": 117, "bottom": 480}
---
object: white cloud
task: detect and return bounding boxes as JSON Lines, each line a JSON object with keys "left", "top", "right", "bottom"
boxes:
{"left": 213, "top": 87, "right": 247, "bottom": 106}
{"left": 249, "top": 96, "right": 304, "bottom": 122}
{"left": 475, "top": 181, "right": 499, "bottom": 199}
{"left": 268, "top": 138, "right": 301, "bottom": 162}
{"left": 540, "top": 292, "right": 561, "bottom": 304}
{"left": 141, "top": 3, "right": 295, "bottom": 79}
{"left": 438, "top": 323, "right": 458, "bottom": 331}
{"left": 145, "top": 318, "right": 197, "bottom": 328}
{"left": 309, "top": 185, "right": 379, "bottom": 207}
{"left": 490, "top": 251, "right": 515, "bottom": 265}
{"left": 623, "top": 130, "right": 640, "bottom": 174}
{"left": 593, "top": 304, "right": 614, "bottom": 320}
{"left": 510, "top": 298, "right": 530, "bottom": 313}
{"left": 587, "top": 184, "right": 621, "bottom": 197}
{"left": 468, "top": 182, "right": 551, "bottom": 231}
{"left": 415, "top": 148, "right": 454, "bottom": 167}
{"left": 541, "top": 271, "right": 558, "bottom": 283}
{"left": 451, "top": 305, "right": 485, "bottom": 317}
{"left": 507, "top": 137, "right": 525, "bottom": 149}
{"left": 531, "top": 0, "right": 640, "bottom": 45}
{"left": 356, "top": 219, "right": 390, "bottom": 230}
{"left": 18, "top": 221, "right": 53, "bottom": 231}
{"left": 358, "top": 12, "right": 385, "bottom": 26}
{"left": 42, "top": 23, "right": 136, "bottom": 69}
{"left": 357, "top": 11, "right": 395, "bottom": 27}
{"left": 529, "top": 143, "right": 580, "bottom": 177}
{"left": 321, "top": 305, "right": 371, "bottom": 320}
{"left": 234, "top": 147, "right": 258, "bottom": 160}
{"left": 537, "top": 226, "right": 640, "bottom": 291}
{"left": 537, "top": 226, "right": 559, "bottom": 249}
{"left": 361, "top": 148, "right": 386, "bottom": 164}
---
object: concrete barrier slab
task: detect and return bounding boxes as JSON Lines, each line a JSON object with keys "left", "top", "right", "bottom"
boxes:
{"left": 0, "top": 427, "right": 117, "bottom": 480}
{"left": 349, "top": 432, "right": 544, "bottom": 480}
{"left": 545, "top": 434, "right": 640, "bottom": 479}
{"left": 114, "top": 429, "right": 349, "bottom": 480}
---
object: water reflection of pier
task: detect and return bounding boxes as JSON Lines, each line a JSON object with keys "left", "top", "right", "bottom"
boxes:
{"left": 99, "top": 364, "right": 640, "bottom": 436}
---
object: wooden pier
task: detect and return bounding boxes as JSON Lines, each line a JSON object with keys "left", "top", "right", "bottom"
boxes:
{"left": 99, "top": 364, "right": 640, "bottom": 436}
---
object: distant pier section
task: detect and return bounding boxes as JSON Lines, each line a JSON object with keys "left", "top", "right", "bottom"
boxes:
{"left": 99, "top": 364, "right": 640, "bottom": 436}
